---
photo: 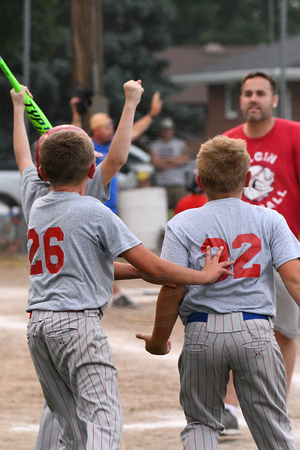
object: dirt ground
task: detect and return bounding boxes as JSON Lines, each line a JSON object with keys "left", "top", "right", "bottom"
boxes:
{"left": 0, "top": 255, "right": 300, "bottom": 450}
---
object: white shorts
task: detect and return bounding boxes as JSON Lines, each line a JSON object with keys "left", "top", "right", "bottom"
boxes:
{"left": 273, "top": 269, "right": 300, "bottom": 339}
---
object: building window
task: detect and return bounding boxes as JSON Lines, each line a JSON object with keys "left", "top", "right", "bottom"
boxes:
{"left": 224, "top": 84, "right": 239, "bottom": 119}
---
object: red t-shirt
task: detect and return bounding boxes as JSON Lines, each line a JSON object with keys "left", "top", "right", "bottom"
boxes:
{"left": 224, "top": 118, "right": 300, "bottom": 237}
{"left": 174, "top": 194, "right": 207, "bottom": 215}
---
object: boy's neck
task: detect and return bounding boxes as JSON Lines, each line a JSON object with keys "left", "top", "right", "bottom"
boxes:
{"left": 54, "top": 180, "right": 87, "bottom": 196}
{"left": 206, "top": 192, "right": 242, "bottom": 202}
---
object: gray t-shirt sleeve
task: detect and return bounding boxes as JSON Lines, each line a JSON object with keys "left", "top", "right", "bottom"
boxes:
{"left": 85, "top": 163, "right": 110, "bottom": 202}
{"left": 270, "top": 212, "right": 300, "bottom": 270}
{"left": 95, "top": 205, "right": 141, "bottom": 258}
{"left": 161, "top": 222, "right": 189, "bottom": 266}
{"left": 21, "top": 166, "right": 50, "bottom": 225}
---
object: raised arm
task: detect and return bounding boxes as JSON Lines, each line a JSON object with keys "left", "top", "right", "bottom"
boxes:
{"left": 136, "top": 284, "right": 186, "bottom": 355}
{"left": 131, "top": 91, "right": 163, "bottom": 141}
{"left": 101, "top": 79, "right": 144, "bottom": 186}
{"left": 278, "top": 259, "right": 300, "bottom": 307}
{"left": 10, "top": 87, "right": 35, "bottom": 173}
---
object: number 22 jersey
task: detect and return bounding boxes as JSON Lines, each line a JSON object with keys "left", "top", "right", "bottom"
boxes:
{"left": 161, "top": 197, "right": 300, "bottom": 323}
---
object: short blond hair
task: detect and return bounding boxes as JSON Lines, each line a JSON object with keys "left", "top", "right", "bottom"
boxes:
{"left": 196, "top": 135, "right": 250, "bottom": 197}
{"left": 39, "top": 130, "right": 95, "bottom": 188}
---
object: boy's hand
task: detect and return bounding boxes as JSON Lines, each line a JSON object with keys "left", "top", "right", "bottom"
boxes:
{"left": 135, "top": 333, "right": 171, "bottom": 355}
{"left": 10, "top": 85, "right": 33, "bottom": 110}
{"left": 202, "top": 245, "right": 234, "bottom": 283}
{"left": 123, "top": 79, "right": 144, "bottom": 107}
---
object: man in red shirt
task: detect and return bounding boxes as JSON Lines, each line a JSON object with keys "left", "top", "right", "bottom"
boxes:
{"left": 222, "top": 71, "right": 300, "bottom": 434}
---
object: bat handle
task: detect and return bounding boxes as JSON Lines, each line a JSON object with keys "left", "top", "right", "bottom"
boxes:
{"left": 0, "top": 56, "right": 53, "bottom": 134}
{"left": 0, "top": 57, "right": 22, "bottom": 93}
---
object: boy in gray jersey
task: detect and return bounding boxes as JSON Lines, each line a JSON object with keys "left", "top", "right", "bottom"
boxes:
{"left": 11, "top": 80, "right": 149, "bottom": 449}
{"left": 25, "top": 127, "right": 233, "bottom": 449}
{"left": 137, "top": 135, "right": 300, "bottom": 449}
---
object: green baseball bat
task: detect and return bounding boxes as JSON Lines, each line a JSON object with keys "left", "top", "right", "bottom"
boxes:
{"left": 0, "top": 56, "right": 52, "bottom": 134}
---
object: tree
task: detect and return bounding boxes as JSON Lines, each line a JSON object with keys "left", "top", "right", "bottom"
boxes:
{"left": 0, "top": 0, "right": 73, "bottom": 168}
{"left": 0, "top": 0, "right": 176, "bottom": 168}
{"left": 169, "top": 0, "right": 300, "bottom": 45}
{"left": 101, "top": 0, "right": 175, "bottom": 122}
{"left": 2, "top": 0, "right": 300, "bottom": 168}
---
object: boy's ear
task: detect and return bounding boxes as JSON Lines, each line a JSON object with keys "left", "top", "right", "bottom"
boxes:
{"left": 196, "top": 174, "right": 204, "bottom": 191}
{"left": 88, "top": 162, "right": 96, "bottom": 179}
{"left": 38, "top": 166, "right": 48, "bottom": 181}
{"left": 244, "top": 170, "right": 252, "bottom": 188}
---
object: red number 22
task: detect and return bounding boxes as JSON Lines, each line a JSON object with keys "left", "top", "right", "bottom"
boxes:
{"left": 201, "top": 233, "right": 261, "bottom": 281}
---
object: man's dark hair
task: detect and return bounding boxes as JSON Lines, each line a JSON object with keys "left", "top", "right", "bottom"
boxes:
{"left": 241, "top": 71, "right": 278, "bottom": 95}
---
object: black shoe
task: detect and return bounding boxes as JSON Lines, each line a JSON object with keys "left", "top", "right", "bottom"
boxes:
{"left": 221, "top": 408, "right": 241, "bottom": 436}
{"left": 112, "top": 295, "right": 138, "bottom": 309}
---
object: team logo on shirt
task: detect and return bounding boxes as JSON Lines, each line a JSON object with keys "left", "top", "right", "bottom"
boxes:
{"left": 244, "top": 165, "right": 275, "bottom": 202}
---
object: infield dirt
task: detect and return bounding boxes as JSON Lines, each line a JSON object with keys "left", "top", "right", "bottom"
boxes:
{"left": 0, "top": 255, "right": 299, "bottom": 449}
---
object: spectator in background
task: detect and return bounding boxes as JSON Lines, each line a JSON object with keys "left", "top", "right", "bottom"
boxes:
{"left": 4, "top": 206, "right": 22, "bottom": 254}
{"left": 149, "top": 118, "right": 190, "bottom": 216}
{"left": 174, "top": 170, "right": 207, "bottom": 215}
{"left": 73, "top": 90, "right": 163, "bottom": 308}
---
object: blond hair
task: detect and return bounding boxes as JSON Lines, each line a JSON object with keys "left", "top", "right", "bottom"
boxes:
{"left": 196, "top": 135, "right": 250, "bottom": 197}
{"left": 39, "top": 130, "right": 95, "bottom": 188}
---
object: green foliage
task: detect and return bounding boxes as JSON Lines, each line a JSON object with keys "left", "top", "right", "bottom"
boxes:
{"left": 102, "top": 0, "right": 176, "bottom": 121}
{"left": 2, "top": 0, "right": 300, "bottom": 167}
{"left": 0, "top": 0, "right": 73, "bottom": 168}
{"left": 169, "top": 0, "right": 300, "bottom": 45}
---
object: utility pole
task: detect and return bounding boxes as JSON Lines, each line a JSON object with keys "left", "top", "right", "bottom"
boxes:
{"left": 71, "top": 0, "right": 93, "bottom": 90}
{"left": 91, "top": 0, "right": 108, "bottom": 113}
{"left": 23, "top": 0, "right": 31, "bottom": 133}
{"left": 268, "top": 0, "right": 275, "bottom": 44}
{"left": 71, "top": 0, "right": 107, "bottom": 130}
{"left": 279, "top": 0, "right": 287, "bottom": 118}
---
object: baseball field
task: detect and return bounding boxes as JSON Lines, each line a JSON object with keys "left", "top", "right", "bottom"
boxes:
{"left": 1, "top": 255, "right": 299, "bottom": 449}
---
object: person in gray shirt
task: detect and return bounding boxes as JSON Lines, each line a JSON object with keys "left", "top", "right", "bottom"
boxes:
{"left": 149, "top": 117, "right": 190, "bottom": 214}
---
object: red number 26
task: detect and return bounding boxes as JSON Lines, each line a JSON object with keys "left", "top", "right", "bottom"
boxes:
{"left": 28, "top": 227, "right": 64, "bottom": 275}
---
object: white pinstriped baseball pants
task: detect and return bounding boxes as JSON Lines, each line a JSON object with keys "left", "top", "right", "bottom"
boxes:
{"left": 179, "top": 312, "right": 296, "bottom": 450}
{"left": 36, "top": 402, "right": 60, "bottom": 449}
{"left": 27, "top": 310, "right": 122, "bottom": 450}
